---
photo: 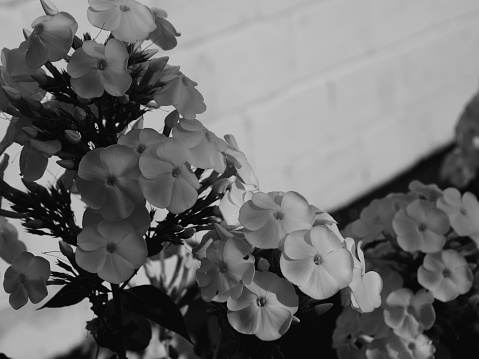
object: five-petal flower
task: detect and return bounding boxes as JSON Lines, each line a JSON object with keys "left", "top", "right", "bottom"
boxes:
{"left": 75, "top": 219, "right": 148, "bottom": 284}
{"left": 392, "top": 199, "right": 449, "bottom": 253}
{"left": 139, "top": 138, "right": 200, "bottom": 214}
{"left": 67, "top": 39, "right": 131, "bottom": 98}
{"left": 20, "top": 11, "right": 78, "bottom": 68}
{"left": 196, "top": 230, "right": 255, "bottom": 302}
{"left": 227, "top": 271, "right": 298, "bottom": 341}
{"left": 417, "top": 249, "right": 473, "bottom": 302}
{"left": 383, "top": 288, "right": 435, "bottom": 339}
{"left": 280, "top": 226, "right": 354, "bottom": 300}
{"left": 87, "top": 0, "right": 156, "bottom": 43}
{"left": 436, "top": 187, "right": 479, "bottom": 244}
{"left": 239, "top": 191, "right": 315, "bottom": 249}
{"left": 76, "top": 144, "right": 144, "bottom": 220}
{"left": 3, "top": 251, "right": 50, "bottom": 309}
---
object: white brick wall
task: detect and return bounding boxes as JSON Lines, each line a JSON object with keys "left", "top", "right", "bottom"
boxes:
{"left": 1, "top": 0, "right": 477, "bottom": 209}
{"left": 153, "top": 0, "right": 479, "bottom": 209}
{"left": 1, "top": 0, "right": 479, "bottom": 357}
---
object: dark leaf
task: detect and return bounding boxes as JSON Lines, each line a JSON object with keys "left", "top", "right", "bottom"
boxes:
{"left": 124, "top": 285, "right": 192, "bottom": 343}
{"left": 39, "top": 281, "right": 89, "bottom": 309}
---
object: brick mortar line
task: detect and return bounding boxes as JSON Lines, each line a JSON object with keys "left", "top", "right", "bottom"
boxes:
{"left": 174, "top": 0, "right": 334, "bottom": 49}
{"left": 206, "top": 11, "right": 479, "bottom": 122}
{"left": 174, "top": 2, "right": 479, "bottom": 53}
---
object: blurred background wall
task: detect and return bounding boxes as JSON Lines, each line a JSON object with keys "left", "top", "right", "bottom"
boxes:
{"left": 1, "top": 0, "right": 479, "bottom": 357}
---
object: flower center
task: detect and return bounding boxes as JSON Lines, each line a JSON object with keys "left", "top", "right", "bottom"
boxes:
{"left": 172, "top": 167, "right": 181, "bottom": 178}
{"left": 106, "top": 176, "right": 116, "bottom": 186}
{"left": 313, "top": 254, "right": 321, "bottom": 265}
{"left": 18, "top": 274, "right": 26, "bottom": 284}
{"left": 257, "top": 297, "right": 266, "bottom": 307}
{"left": 97, "top": 59, "right": 107, "bottom": 71}
{"left": 418, "top": 222, "right": 427, "bottom": 232}
{"left": 106, "top": 242, "right": 117, "bottom": 253}
{"left": 34, "top": 23, "right": 44, "bottom": 35}
{"left": 442, "top": 268, "right": 451, "bottom": 278}
{"left": 218, "top": 262, "right": 227, "bottom": 273}
{"left": 137, "top": 144, "right": 145, "bottom": 154}
{"left": 273, "top": 210, "right": 283, "bottom": 220}
{"left": 119, "top": 5, "right": 130, "bottom": 12}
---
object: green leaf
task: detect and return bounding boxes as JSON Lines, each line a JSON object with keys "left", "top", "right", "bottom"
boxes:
{"left": 124, "top": 285, "right": 192, "bottom": 343}
{"left": 39, "top": 281, "right": 89, "bottom": 309}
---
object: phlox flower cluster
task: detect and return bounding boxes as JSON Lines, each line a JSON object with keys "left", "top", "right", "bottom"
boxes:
{"left": 0, "top": 0, "right": 206, "bottom": 313}
{"left": 334, "top": 180, "right": 479, "bottom": 359}
{"left": 0, "top": 0, "right": 390, "bottom": 356}
{"left": 196, "top": 186, "right": 383, "bottom": 341}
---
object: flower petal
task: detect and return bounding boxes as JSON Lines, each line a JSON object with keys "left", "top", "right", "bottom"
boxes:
{"left": 99, "top": 145, "right": 137, "bottom": 178}
{"left": 78, "top": 224, "right": 107, "bottom": 251}
{"left": 25, "top": 278, "right": 48, "bottom": 304}
{"left": 167, "top": 176, "right": 198, "bottom": 214}
{"left": 75, "top": 247, "right": 107, "bottom": 274}
{"left": 67, "top": 48, "right": 98, "bottom": 78}
{"left": 239, "top": 200, "right": 274, "bottom": 231}
{"left": 139, "top": 174, "right": 173, "bottom": 208}
{"left": 98, "top": 253, "right": 135, "bottom": 283}
{"left": 9, "top": 284, "right": 28, "bottom": 310}
{"left": 102, "top": 68, "right": 132, "bottom": 96}
{"left": 115, "top": 234, "right": 147, "bottom": 268}
{"left": 70, "top": 69, "right": 104, "bottom": 98}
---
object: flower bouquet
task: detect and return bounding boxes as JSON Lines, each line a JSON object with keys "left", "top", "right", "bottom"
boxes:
{"left": 0, "top": 1, "right": 384, "bottom": 358}
{"left": 334, "top": 180, "right": 479, "bottom": 359}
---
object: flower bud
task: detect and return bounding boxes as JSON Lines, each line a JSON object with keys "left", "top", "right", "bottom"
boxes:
{"left": 171, "top": 224, "right": 183, "bottom": 232}
{"left": 182, "top": 227, "right": 195, "bottom": 239}
{"left": 24, "top": 97, "right": 42, "bottom": 111}
{"left": 119, "top": 95, "right": 129, "bottom": 105}
{"left": 22, "top": 127, "right": 38, "bottom": 138}
{"left": 22, "top": 178, "right": 48, "bottom": 196}
{"left": 72, "top": 35, "right": 83, "bottom": 50}
{"left": 257, "top": 257, "right": 270, "bottom": 271}
{"left": 142, "top": 48, "right": 159, "bottom": 60}
{"left": 24, "top": 219, "right": 43, "bottom": 229}
{"left": 0, "top": 154, "right": 9, "bottom": 174}
{"left": 40, "top": 0, "right": 59, "bottom": 16}
{"left": 64, "top": 130, "right": 81, "bottom": 144}
{"left": 212, "top": 206, "right": 222, "bottom": 217}
{"left": 22, "top": 28, "right": 32, "bottom": 40}
{"left": 31, "top": 73, "right": 49, "bottom": 86}
{"left": 72, "top": 107, "right": 86, "bottom": 121}
{"left": 212, "top": 178, "right": 231, "bottom": 196}
{"left": 57, "top": 159, "right": 75, "bottom": 170}
{"left": 132, "top": 117, "right": 144, "bottom": 130}
{"left": 2, "top": 86, "right": 22, "bottom": 103}
{"left": 59, "top": 240, "right": 74, "bottom": 258}
{"left": 163, "top": 110, "right": 179, "bottom": 136}
{"left": 208, "top": 216, "right": 223, "bottom": 224}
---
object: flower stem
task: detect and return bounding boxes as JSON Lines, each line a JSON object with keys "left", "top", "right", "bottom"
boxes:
{"left": 111, "top": 283, "right": 127, "bottom": 359}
